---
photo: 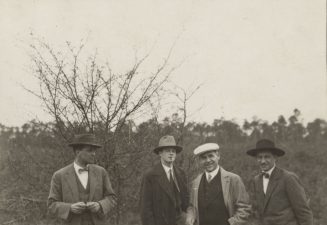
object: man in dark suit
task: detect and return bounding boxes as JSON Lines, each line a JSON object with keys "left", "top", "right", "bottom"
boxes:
{"left": 247, "top": 139, "right": 313, "bottom": 225}
{"left": 139, "top": 135, "right": 189, "bottom": 225}
{"left": 48, "top": 133, "right": 117, "bottom": 225}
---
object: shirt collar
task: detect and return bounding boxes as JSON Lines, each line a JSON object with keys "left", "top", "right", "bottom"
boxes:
{"left": 161, "top": 163, "right": 173, "bottom": 174}
{"left": 205, "top": 166, "right": 220, "bottom": 180}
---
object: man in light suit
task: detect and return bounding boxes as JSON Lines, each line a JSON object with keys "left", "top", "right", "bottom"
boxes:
{"left": 247, "top": 139, "right": 313, "bottom": 225}
{"left": 48, "top": 133, "right": 116, "bottom": 225}
{"left": 186, "top": 143, "right": 251, "bottom": 225}
{"left": 139, "top": 135, "right": 189, "bottom": 225}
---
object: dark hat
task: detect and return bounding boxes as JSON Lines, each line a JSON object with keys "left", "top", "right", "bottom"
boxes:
{"left": 68, "top": 133, "right": 102, "bottom": 148}
{"left": 246, "top": 139, "right": 285, "bottom": 157}
{"left": 153, "top": 135, "right": 182, "bottom": 154}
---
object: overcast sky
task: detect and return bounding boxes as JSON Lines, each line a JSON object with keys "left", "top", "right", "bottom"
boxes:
{"left": 0, "top": 0, "right": 326, "bottom": 127}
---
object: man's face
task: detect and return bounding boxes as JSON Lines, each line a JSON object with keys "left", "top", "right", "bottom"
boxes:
{"left": 199, "top": 150, "right": 220, "bottom": 172}
{"left": 159, "top": 147, "right": 176, "bottom": 165}
{"left": 76, "top": 145, "right": 97, "bottom": 165}
{"left": 256, "top": 151, "right": 276, "bottom": 172}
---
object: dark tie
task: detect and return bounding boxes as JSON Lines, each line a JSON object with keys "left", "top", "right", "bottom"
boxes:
{"left": 169, "top": 169, "right": 182, "bottom": 214}
{"left": 169, "top": 169, "right": 180, "bottom": 192}
{"left": 262, "top": 172, "right": 270, "bottom": 179}
{"left": 78, "top": 167, "right": 89, "bottom": 174}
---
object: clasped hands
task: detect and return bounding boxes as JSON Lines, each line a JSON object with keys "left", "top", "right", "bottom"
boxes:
{"left": 70, "top": 202, "right": 100, "bottom": 214}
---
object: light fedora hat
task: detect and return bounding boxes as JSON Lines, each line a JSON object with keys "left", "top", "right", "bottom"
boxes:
{"left": 68, "top": 133, "right": 102, "bottom": 148}
{"left": 153, "top": 135, "right": 182, "bottom": 154}
{"left": 194, "top": 143, "right": 219, "bottom": 156}
{"left": 246, "top": 139, "right": 285, "bottom": 157}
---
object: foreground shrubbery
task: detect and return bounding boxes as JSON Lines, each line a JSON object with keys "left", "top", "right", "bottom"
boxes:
{"left": 0, "top": 113, "right": 326, "bottom": 225}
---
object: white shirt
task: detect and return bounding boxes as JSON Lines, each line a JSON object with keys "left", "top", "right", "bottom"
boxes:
{"left": 162, "top": 163, "right": 174, "bottom": 181}
{"left": 263, "top": 165, "right": 275, "bottom": 194}
{"left": 205, "top": 166, "right": 220, "bottom": 182}
{"left": 74, "top": 162, "right": 88, "bottom": 189}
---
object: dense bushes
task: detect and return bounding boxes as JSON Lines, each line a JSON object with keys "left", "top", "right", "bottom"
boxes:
{"left": 0, "top": 113, "right": 326, "bottom": 225}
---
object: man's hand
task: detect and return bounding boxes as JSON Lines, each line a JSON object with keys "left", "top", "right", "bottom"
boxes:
{"left": 70, "top": 202, "right": 87, "bottom": 214}
{"left": 86, "top": 202, "right": 101, "bottom": 213}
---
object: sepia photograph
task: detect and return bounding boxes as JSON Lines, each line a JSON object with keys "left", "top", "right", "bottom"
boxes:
{"left": 0, "top": 1, "right": 326, "bottom": 225}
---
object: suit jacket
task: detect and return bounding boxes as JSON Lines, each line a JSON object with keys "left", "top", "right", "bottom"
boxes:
{"left": 139, "top": 163, "right": 189, "bottom": 225}
{"left": 187, "top": 167, "right": 251, "bottom": 225}
{"left": 48, "top": 163, "right": 116, "bottom": 225}
{"left": 250, "top": 167, "right": 313, "bottom": 225}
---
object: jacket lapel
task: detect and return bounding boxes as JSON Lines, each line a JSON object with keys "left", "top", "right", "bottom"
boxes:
{"left": 220, "top": 167, "right": 230, "bottom": 210}
{"left": 254, "top": 174, "right": 265, "bottom": 214}
{"left": 263, "top": 167, "right": 282, "bottom": 211}
{"left": 154, "top": 164, "right": 175, "bottom": 203}
{"left": 88, "top": 165, "right": 98, "bottom": 201}
{"left": 173, "top": 167, "right": 181, "bottom": 192}
{"left": 64, "top": 164, "right": 79, "bottom": 202}
{"left": 192, "top": 174, "right": 202, "bottom": 211}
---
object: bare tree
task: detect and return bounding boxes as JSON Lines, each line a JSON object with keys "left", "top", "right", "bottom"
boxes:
{"left": 27, "top": 38, "right": 179, "bottom": 148}
{"left": 172, "top": 84, "right": 203, "bottom": 145}
{"left": 26, "top": 37, "right": 181, "bottom": 224}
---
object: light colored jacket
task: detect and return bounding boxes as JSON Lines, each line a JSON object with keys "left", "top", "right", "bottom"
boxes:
{"left": 48, "top": 164, "right": 116, "bottom": 225}
{"left": 187, "top": 167, "right": 251, "bottom": 225}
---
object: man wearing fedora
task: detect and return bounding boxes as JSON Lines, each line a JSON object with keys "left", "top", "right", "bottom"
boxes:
{"left": 247, "top": 139, "right": 313, "bottom": 225}
{"left": 48, "top": 133, "right": 117, "bottom": 225}
{"left": 139, "top": 135, "right": 189, "bottom": 225}
{"left": 186, "top": 143, "right": 251, "bottom": 225}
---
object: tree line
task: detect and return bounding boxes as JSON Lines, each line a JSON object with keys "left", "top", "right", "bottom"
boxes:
{"left": 0, "top": 110, "right": 326, "bottom": 225}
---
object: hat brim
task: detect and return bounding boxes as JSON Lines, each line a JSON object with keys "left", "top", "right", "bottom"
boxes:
{"left": 68, "top": 142, "right": 102, "bottom": 148}
{"left": 153, "top": 145, "right": 183, "bottom": 154}
{"left": 246, "top": 147, "right": 285, "bottom": 157}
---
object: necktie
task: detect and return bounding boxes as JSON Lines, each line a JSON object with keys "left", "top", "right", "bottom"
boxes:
{"left": 169, "top": 169, "right": 180, "bottom": 192}
{"left": 207, "top": 174, "right": 212, "bottom": 183}
{"left": 262, "top": 172, "right": 270, "bottom": 179}
{"left": 169, "top": 169, "right": 174, "bottom": 182}
{"left": 78, "top": 167, "right": 89, "bottom": 174}
{"left": 169, "top": 169, "right": 181, "bottom": 212}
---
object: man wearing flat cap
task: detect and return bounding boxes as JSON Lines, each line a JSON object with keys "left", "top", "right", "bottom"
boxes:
{"left": 186, "top": 143, "right": 251, "bottom": 225}
{"left": 247, "top": 139, "right": 313, "bottom": 225}
{"left": 48, "top": 133, "right": 117, "bottom": 225}
{"left": 139, "top": 135, "right": 189, "bottom": 225}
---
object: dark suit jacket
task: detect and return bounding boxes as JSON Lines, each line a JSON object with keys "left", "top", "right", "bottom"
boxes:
{"left": 139, "top": 163, "right": 189, "bottom": 225}
{"left": 48, "top": 164, "right": 116, "bottom": 225}
{"left": 250, "top": 167, "right": 313, "bottom": 225}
